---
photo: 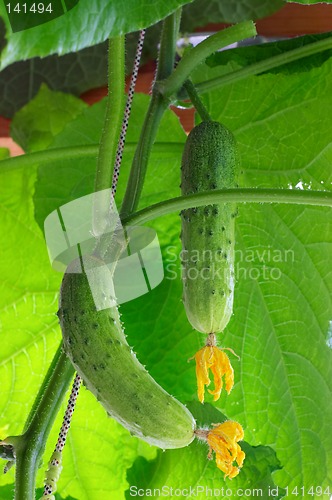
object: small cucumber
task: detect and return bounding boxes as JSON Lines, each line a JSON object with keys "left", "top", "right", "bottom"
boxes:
{"left": 181, "top": 121, "right": 239, "bottom": 334}
{"left": 59, "top": 256, "right": 195, "bottom": 449}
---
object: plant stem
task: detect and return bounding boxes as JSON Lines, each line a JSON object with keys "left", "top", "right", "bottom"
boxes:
{"left": 119, "top": 94, "right": 168, "bottom": 217}
{"left": 0, "top": 143, "right": 184, "bottom": 173}
{"left": 184, "top": 34, "right": 332, "bottom": 97}
{"left": 158, "top": 20, "right": 257, "bottom": 99}
{"left": 94, "top": 36, "right": 125, "bottom": 193}
{"left": 122, "top": 188, "right": 332, "bottom": 227}
{"left": 14, "top": 343, "right": 74, "bottom": 499}
{"left": 120, "top": 9, "right": 182, "bottom": 218}
{"left": 183, "top": 79, "right": 211, "bottom": 121}
{"left": 157, "top": 9, "right": 182, "bottom": 81}
{"left": 92, "top": 36, "right": 125, "bottom": 236}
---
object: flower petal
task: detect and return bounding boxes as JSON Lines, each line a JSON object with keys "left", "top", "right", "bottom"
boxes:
{"left": 216, "top": 454, "right": 240, "bottom": 479}
{"left": 195, "top": 346, "right": 212, "bottom": 403}
{"left": 193, "top": 346, "right": 234, "bottom": 403}
{"left": 206, "top": 421, "right": 245, "bottom": 479}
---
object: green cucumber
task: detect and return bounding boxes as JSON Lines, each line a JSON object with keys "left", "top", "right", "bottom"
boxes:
{"left": 181, "top": 120, "right": 239, "bottom": 334}
{"left": 59, "top": 256, "right": 195, "bottom": 449}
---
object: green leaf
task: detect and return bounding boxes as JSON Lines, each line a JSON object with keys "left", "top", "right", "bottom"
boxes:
{"left": 0, "top": 147, "right": 9, "bottom": 159}
{"left": 0, "top": 42, "right": 108, "bottom": 118}
{"left": 0, "top": 164, "right": 61, "bottom": 495}
{"left": 192, "top": 43, "right": 332, "bottom": 191}
{"left": 0, "top": 0, "right": 193, "bottom": 70}
{"left": 181, "top": 0, "right": 284, "bottom": 29}
{"left": 119, "top": 207, "right": 332, "bottom": 496}
{"left": 126, "top": 403, "right": 284, "bottom": 499}
{"left": 0, "top": 485, "right": 14, "bottom": 499}
{"left": 49, "top": 388, "right": 156, "bottom": 500}
{"left": 11, "top": 84, "right": 87, "bottom": 152}
{"left": 206, "top": 32, "right": 332, "bottom": 75}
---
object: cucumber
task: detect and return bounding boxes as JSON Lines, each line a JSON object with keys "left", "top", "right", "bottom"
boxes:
{"left": 181, "top": 121, "right": 239, "bottom": 334}
{"left": 59, "top": 256, "right": 195, "bottom": 449}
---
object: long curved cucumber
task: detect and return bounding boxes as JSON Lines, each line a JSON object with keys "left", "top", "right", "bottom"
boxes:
{"left": 59, "top": 256, "right": 195, "bottom": 449}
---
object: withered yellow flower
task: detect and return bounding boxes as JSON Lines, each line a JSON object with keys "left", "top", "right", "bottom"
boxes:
{"left": 207, "top": 421, "right": 245, "bottom": 479}
{"left": 193, "top": 338, "right": 235, "bottom": 403}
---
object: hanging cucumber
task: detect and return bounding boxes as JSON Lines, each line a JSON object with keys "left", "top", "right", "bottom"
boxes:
{"left": 59, "top": 256, "right": 196, "bottom": 449}
{"left": 180, "top": 120, "right": 239, "bottom": 403}
{"left": 181, "top": 120, "right": 239, "bottom": 334}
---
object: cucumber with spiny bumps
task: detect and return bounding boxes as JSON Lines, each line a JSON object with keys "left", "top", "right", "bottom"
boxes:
{"left": 59, "top": 256, "right": 195, "bottom": 449}
{"left": 181, "top": 120, "right": 239, "bottom": 334}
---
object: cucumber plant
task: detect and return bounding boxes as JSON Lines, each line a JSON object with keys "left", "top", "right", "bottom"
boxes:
{"left": 0, "top": 3, "right": 331, "bottom": 500}
{"left": 39, "top": 21, "right": 247, "bottom": 499}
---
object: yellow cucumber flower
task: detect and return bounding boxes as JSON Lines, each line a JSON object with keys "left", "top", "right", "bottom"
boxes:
{"left": 191, "top": 334, "right": 238, "bottom": 403}
{"left": 195, "top": 421, "right": 245, "bottom": 479}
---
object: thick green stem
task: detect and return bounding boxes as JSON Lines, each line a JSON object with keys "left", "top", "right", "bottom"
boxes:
{"left": 93, "top": 35, "right": 125, "bottom": 236}
{"left": 183, "top": 79, "right": 211, "bottom": 121}
{"left": 94, "top": 36, "right": 125, "bottom": 192}
{"left": 184, "top": 34, "right": 332, "bottom": 98}
{"left": 120, "top": 10, "right": 182, "bottom": 218}
{"left": 156, "top": 9, "right": 182, "bottom": 81}
{"left": 14, "top": 343, "right": 74, "bottom": 499}
{"left": 158, "top": 21, "right": 257, "bottom": 99}
{"left": 122, "top": 188, "right": 332, "bottom": 227}
{"left": 119, "top": 94, "right": 168, "bottom": 217}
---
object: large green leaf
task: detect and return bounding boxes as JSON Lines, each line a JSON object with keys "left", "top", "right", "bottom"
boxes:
{"left": 0, "top": 148, "right": 9, "bottom": 159}
{"left": 206, "top": 32, "right": 332, "bottom": 75}
{"left": 0, "top": 0, "right": 192, "bottom": 70}
{"left": 0, "top": 43, "right": 108, "bottom": 118}
{"left": 145, "top": 46, "right": 332, "bottom": 494}
{"left": 119, "top": 201, "right": 332, "bottom": 496}
{"left": 121, "top": 47, "right": 332, "bottom": 495}
{"left": 192, "top": 45, "right": 332, "bottom": 191}
{"left": 11, "top": 84, "right": 87, "bottom": 152}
